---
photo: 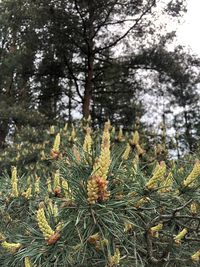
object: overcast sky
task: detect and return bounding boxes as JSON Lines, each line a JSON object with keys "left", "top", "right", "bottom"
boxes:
{"left": 177, "top": 0, "right": 200, "bottom": 55}
{"left": 140, "top": 1, "right": 200, "bottom": 133}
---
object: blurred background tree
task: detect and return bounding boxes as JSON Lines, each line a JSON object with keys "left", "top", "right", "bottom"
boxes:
{"left": 0, "top": 0, "right": 199, "bottom": 155}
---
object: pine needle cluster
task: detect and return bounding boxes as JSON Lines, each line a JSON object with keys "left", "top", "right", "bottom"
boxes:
{"left": 0, "top": 121, "right": 199, "bottom": 266}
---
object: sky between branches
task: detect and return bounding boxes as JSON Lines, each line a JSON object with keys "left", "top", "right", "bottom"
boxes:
{"left": 177, "top": 0, "right": 200, "bottom": 55}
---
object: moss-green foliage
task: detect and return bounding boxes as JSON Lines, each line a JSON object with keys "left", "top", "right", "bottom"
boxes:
{"left": 0, "top": 122, "right": 199, "bottom": 267}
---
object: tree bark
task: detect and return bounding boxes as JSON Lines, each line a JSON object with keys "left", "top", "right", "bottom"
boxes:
{"left": 68, "top": 78, "right": 73, "bottom": 123}
{"left": 83, "top": 53, "right": 94, "bottom": 118}
{"left": 0, "top": 121, "right": 9, "bottom": 149}
{"left": 184, "top": 109, "right": 192, "bottom": 151}
{"left": 82, "top": 2, "right": 95, "bottom": 119}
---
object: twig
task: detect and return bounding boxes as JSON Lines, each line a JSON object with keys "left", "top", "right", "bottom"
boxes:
{"left": 172, "top": 199, "right": 193, "bottom": 214}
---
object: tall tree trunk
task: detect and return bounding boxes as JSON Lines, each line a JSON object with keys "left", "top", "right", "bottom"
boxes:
{"left": 184, "top": 109, "right": 192, "bottom": 151}
{"left": 68, "top": 78, "right": 73, "bottom": 123}
{"left": 175, "top": 132, "right": 180, "bottom": 159}
{"left": 83, "top": 53, "right": 94, "bottom": 118}
{"left": 0, "top": 121, "right": 9, "bottom": 149}
{"left": 82, "top": 2, "right": 94, "bottom": 119}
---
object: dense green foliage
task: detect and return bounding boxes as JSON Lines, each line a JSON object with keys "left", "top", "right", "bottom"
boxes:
{"left": 0, "top": 123, "right": 199, "bottom": 267}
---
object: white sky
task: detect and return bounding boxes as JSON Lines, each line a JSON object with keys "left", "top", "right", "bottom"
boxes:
{"left": 177, "top": 0, "right": 200, "bottom": 55}
{"left": 140, "top": 1, "right": 200, "bottom": 136}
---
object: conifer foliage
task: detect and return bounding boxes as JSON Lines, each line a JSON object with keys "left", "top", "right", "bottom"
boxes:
{"left": 0, "top": 122, "right": 199, "bottom": 266}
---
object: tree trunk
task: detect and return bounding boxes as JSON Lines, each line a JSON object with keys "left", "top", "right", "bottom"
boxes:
{"left": 184, "top": 110, "right": 192, "bottom": 151}
{"left": 82, "top": 2, "right": 95, "bottom": 119}
{"left": 83, "top": 53, "right": 94, "bottom": 118}
{"left": 0, "top": 121, "right": 9, "bottom": 149}
{"left": 68, "top": 78, "right": 73, "bottom": 123}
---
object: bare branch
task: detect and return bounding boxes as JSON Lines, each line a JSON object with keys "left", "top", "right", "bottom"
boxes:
{"left": 63, "top": 56, "right": 83, "bottom": 101}
{"left": 95, "top": 18, "right": 138, "bottom": 28}
{"left": 95, "top": 0, "right": 156, "bottom": 53}
{"left": 74, "top": 0, "right": 89, "bottom": 47}
{"left": 92, "top": 0, "right": 119, "bottom": 39}
{"left": 172, "top": 199, "right": 193, "bottom": 214}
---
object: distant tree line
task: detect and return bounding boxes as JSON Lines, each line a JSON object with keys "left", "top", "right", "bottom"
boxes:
{"left": 0, "top": 0, "right": 199, "bottom": 153}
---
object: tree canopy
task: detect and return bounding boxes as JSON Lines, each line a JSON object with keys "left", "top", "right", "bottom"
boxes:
{"left": 0, "top": 0, "right": 199, "bottom": 154}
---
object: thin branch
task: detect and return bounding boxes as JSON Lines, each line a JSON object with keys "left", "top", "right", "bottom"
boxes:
{"left": 147, "top": 199, "right": 193, "bottom": 228}
{"left": 74, "top": 0, "right": 89, "bottom": 47}
{"left": 95, "top": 18, "right": 138, "bottom": 28}
{"left": 64, "top": 56, "right": 83, "bottom": 101}
{"left": 145, "top": 231, "right": 165, "bottom": 264}
{"left": 172, "top": 199, "right": 193, "bottom": 214}
{"left": 70, "top": 37, "right": 87, "bottom": 55}
{"left": 175, "top": 214, "right": 200, "bottom": 220}
{"left": 92, "top": 0, "right": 119, "bottom": 39}
{"left": 185, "top": 237, "right": 200, "bottom": 242}
{"left": 95, "top": 0, "right": 156, "bottom": 53}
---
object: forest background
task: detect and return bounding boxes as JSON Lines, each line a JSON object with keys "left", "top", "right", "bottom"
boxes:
{"left": 0, "top": 0, "right": 199, "bottom": 158}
